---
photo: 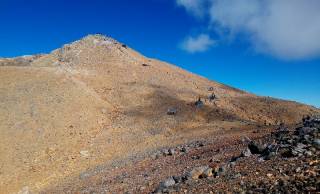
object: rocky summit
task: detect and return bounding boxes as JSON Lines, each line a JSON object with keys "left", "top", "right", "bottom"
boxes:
{"left": 0, "top": 34, "right": 319, "bottom": 193}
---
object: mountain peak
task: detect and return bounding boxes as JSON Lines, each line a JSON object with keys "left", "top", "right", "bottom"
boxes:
{"left": 60, "top": 34, "right": 121, "bottom": 51}
{"left": 0, "top": 34, "right": 135, "bottom": 68}
{"left": 78, "top": 34, "right": 120, "bottom": 46}
{"left": 29, "top": 34, "right": 143, "bottom": 67}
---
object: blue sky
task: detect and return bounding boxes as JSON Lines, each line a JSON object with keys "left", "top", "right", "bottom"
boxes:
{"left": 0, "top": 0, "right": 319, "bottom": 107}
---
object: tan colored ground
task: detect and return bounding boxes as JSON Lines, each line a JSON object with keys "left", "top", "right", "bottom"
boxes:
{"left": 0, "top": 35, "right": 318, "bottom": 193}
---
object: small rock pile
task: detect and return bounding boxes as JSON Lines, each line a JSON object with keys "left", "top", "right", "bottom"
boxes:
{"left": 153, "top": 116, "right": 320, "bottom": 193}
{"left": 232, "top": 115, "right": 319, "bottom": 163}
{"left": 154, "top": 165, "right": 225, "bottom": 193}
{"left": 150, "top": 141, "right": 205, "bottom": 160}
{"left": 276, "top": 116, "right": 319, "bottom": 158}
{"left": 239, "top": 115, "right": 320, "bottom": 193}
{"left": 230, "top": 115, "right": 320, "bottom": 193}
{"left": 194, "top": 97, "right": 204, "bottom": 109}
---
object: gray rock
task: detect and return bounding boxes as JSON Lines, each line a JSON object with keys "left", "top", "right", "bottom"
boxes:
{"left": 258, "top": 157, "right": 265, "bottom": 162}
{"left": 230, "top": 161, "right": 236, "bottom": 167}
{"left": 203, "top": 167, "right": 213, "bottom": 178}
{"left": 151, "top": 153, "right": 159, "bottom": 160}
{"left": 260, "top": 144, "right": 278, "bottom": 160}
{"left": 263, "top": 151, "right": 276, "bottom": 160}
{"left": 172, "top": 176, "right": 182, "bottom": 184}
{"left": 161, "top": 177, "right": 176, "bottom": 188}
{"left": 248, "top": 141, "right": 264, "bottom": 154}
{"left": 310, "top": 147, "right": 316, "bottom": 152}
{"left": 195, "top": 98, "right": 204, "bottom": 108}
{"left": 218, "top": 166, "right": 226, "bottom": 175}
{"left": 188, "top": 166, "right": 210, "bottom": 180}
{"left": 241, "top": 148, "right": 252, "bottom": 157}
{"left": 162, "top": 149, "right": 170, "bottom": 156}
{"left": 180, "top": 147, "right": 188, "bottom": 153}
{"left": 296, "top": 143, "right": 307, "bottom": 149}
{"left": 294, "top": 143, "right": 307, "bottom": 154}
{"left": 167, "top": 108, "right": 177, "bottom": 115}
{"left": 191, "top": 155, "right": 200, "bottom": 160}
{"left": 313, "top": 139, "right": 320, "bottom": 149}
{"left": 295, "top": 127, "right": 315, "bottom": 136}
{"left": 168, "top": 148, "right": 175, "bottom": 155}
{"left": 208, "top": 93, "right": 216, "bottom": 102}
{"left": 233, "top": 173, "right": 242, "bottom": 179}
{"left": 295, "top": 167, "right": 301, "bottom": 173}
{"left": 304, "top": 151, "right": 313, "bottom": 156}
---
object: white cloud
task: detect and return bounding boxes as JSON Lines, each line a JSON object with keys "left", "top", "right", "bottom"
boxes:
{"left": 177, "top": 0, "right": 320, "bottom": 60}
{"left": 176, "top": 0, "right": 208, "bottom": 18}
{"left": 180, "top": 34, "right": 215, "bottom": 53}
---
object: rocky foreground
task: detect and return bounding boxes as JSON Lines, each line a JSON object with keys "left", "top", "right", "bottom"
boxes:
{"left": 44, "top": 115, "right": 319, "bottom": 194}
{"left": 153, "top": 116, "right": 320, "bottom": 194}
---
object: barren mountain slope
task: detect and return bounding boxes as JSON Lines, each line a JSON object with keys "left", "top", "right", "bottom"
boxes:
{"left": 0, "top": 35, "right": 318, "bottom": 193}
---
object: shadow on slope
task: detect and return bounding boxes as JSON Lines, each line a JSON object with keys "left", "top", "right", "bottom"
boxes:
{"left": 123, "top": 85, "right": 245, "bottom": 126}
